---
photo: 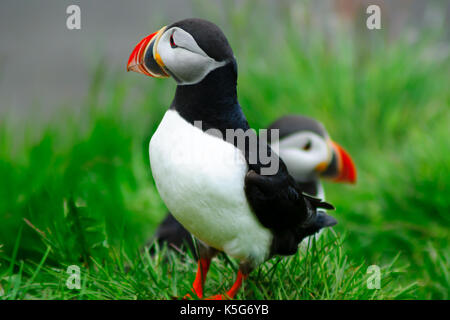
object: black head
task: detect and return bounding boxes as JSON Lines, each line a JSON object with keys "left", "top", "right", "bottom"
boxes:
{"left": 268, "top": 115, "right": 328, "bottom": 140}
{"left": 127, "top": 18, "right": 235, "bottom": 85}
{"left": 168, "top": 18, "right": 234, "bottom": 62}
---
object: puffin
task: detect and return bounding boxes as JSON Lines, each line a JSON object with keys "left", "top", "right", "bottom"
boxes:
{"left": 153, "top": 115, "right": 356, "bottom": 256}
{"left": 127, "top": 18, "right": 352, "bottom": 299}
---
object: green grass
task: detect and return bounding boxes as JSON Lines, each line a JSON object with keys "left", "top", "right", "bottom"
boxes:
{"left": 0, "top": 4, "right": 449, "bottom": 299}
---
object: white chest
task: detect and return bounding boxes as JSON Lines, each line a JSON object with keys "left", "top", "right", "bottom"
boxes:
{"left": 149, "top": 110, "right": 272, "bottom": 264}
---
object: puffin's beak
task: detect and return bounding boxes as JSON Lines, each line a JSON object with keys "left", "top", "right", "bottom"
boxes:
{"left": 127, "top": 26, "right": 170, "bottom": 78}
{"left": 318, "top": 140, "right": 357, "bottom": 184}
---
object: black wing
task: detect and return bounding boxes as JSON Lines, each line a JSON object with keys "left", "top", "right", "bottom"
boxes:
{"left": 241, "top": 136, "right": 334, "bottom": 255}
{"left": 244, "top": 161, "right": 333, "bottom": 233}
{"left": 240, "top": 130, "right": 327, "bottom": 226}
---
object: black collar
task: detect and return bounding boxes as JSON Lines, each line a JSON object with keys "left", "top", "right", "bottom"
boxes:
{"left": 170, "top": 59, "right": 249, "bottom": 134}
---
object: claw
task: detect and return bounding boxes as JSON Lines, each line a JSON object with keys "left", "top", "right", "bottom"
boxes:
{"left": 204, "top": 270, "right": 247, "bottom": 300}
{"left": 205, "top": 294, "right": 227, "bottom": 300}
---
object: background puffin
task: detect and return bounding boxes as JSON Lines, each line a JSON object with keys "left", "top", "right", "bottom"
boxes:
{"left": 127, "top": 18, "right": 348, "bottom": 300}
{"left": 152, "top": 114, "right": 356, "bottom": 256}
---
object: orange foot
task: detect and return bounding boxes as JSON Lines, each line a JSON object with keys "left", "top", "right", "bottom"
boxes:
{"left": 183, "top": 293, "right": 193, "bottom": 300}
{"left": 204, "top": 270, "right": 246, "bottom": 300}
{"left": 184, "top": 258, "right": 211, "bottom": 300}
{"left": 205, "top": 294, "right": 229, "bottom": 300}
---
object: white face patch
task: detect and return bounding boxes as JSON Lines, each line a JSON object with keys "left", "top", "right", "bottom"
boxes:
{"left": 271, "top": 131, "right": 330, "bottom": 182}
{"left": 156, "top": 27, "right": 226, "bottom": 85}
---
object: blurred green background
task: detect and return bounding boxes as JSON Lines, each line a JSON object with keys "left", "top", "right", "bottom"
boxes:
{"left": 0, "top": 0, "right": 449, "bottom": 299}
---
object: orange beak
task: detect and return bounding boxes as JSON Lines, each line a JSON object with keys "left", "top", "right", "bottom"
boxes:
{"left": 330, "top": 141, "right": 357, "bottom": 184}
{"left": 127, "top": 26, "right": 169, "bottom": 78}
{"left": 317, "top": 140, "right": 357, "bottom": 184}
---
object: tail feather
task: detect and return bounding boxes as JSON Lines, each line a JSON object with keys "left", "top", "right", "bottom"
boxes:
{"left": 302, "top": 192, "right": 335, "bottom": 210}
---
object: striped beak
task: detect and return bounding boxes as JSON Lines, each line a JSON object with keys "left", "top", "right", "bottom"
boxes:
{"left": 127, "top": 26, "right": 170, "bottom": 78}
{"left": 318, "top": 140, "right": 357, "bottom": 184}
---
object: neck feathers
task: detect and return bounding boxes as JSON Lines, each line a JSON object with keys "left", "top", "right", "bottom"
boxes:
{"left": 171, "top": 60, "right": 248, "bottom": 132}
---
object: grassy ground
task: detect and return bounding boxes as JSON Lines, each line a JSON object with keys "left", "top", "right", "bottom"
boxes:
{"left": 0, "top": 5, "right": 449, "bottom": 299}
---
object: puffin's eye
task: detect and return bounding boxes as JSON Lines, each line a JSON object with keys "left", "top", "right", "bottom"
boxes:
{"left": 170, "top": 33, "right": 177, "bottom": 48}
{"left": 302, "top": 140, "right": 312, "bottom": 151}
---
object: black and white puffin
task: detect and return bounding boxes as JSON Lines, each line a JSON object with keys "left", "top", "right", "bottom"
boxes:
{"left": 127, "top": 18, "right": 352, "bottom": 299}
{"left": 153, "top": 114, "right": 356, "bottom": 256}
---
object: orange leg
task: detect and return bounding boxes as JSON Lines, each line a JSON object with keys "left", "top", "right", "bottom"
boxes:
{"left": 205, "top": 270, "right": 247, "bottom": 300}
{"left": 184, "top": 258, "right": 211, "bottom": 299}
